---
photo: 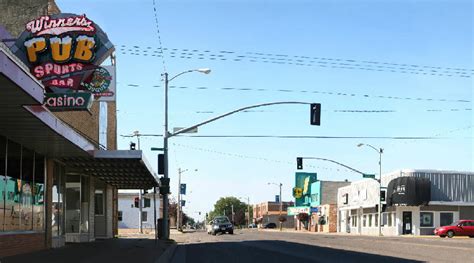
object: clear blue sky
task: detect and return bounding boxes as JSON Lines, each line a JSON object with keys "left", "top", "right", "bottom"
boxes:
{"left": 58, "top": 0, "right": 473, "bottom": 221}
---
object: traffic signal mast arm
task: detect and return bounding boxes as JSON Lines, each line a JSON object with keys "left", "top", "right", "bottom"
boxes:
{"left": 298, "top": 157, "right": 368, "bottom": 176}
{"left": 170, "top": 101, "right": 316, "bottom": 138}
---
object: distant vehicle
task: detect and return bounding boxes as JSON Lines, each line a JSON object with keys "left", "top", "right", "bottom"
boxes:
{"left": 207, "top": 216, "right": 234, "bottom": 235}
{"left": 263, "top": 222, "right": 277, "bottom": 229}
{"left": 434, "top": 220, "right": 474, "bottom": 238}
{"left": 248, "top": 223, "right": 257, "bottom": 228}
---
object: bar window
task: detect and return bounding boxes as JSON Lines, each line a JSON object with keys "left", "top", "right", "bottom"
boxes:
{"left": 440, "top": 213, "right": 453, "bottom": 226}
{"left": 142, "top": 211, "right": 147, "bottom": 222}
{"left": 420, "top": 212, "right": 434, "bottom": 227}
{"left": 94, "top": 190, "right": 104, "bottom": 215}
{"left": 118, "top": 211, "right": 123, "bottom": 221}
{"left": 0, "top": 135, "right": 6, "bottom": 232}
{"left": 5, "top": 140, "right": 21, "bottom": 231}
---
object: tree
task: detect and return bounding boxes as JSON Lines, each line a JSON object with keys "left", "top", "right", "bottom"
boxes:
{"left": 209, "top": 196, "right": 249, "bottom": 226}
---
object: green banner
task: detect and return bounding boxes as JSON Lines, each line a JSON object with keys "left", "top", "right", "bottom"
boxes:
{"left": 44, "top": 92, "right": 93, "bottom": 111}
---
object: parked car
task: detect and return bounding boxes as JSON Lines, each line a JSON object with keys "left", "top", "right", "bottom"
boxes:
{"left": 434, "top": 220, "right": 474, "bottom": 238}
{"left": 263, "top": 222, "right": 277, "bottom": 229}
{"left": 248, "top": 223, "right": 257, "bottom": 228}
{"left": 207, "top": 216, "right": 234, "bottom": 235}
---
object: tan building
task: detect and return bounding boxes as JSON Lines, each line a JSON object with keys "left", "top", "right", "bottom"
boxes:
{"left": 253, "top": 201, "right": 294, "bottom": 228}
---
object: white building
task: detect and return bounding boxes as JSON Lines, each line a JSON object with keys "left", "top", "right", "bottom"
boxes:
{"left": 337, "top": 169, "right": 474, "bottom": 236}
{"left": 118, "top": 190, "right": 161, "bottom": 231}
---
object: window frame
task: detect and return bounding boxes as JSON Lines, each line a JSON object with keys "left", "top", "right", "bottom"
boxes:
{"left": 420, "top": 212, "right": 434, "bottom": 228}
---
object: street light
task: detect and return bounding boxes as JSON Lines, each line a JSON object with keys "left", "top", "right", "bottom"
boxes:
{"left": 268, "top": 182, "right": 283, "bottom": 231}
{"left": 357, "top": 143, "right": 383, "bottom": 236}
{"left": 161, "top": 68, "right": 211, "bottom": 240}
{"left": 177, "top": 168, "right": 197, "bottom": 231}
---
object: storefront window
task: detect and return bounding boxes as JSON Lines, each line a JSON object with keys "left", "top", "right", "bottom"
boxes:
{"left": 375, "top": 214, "right": 378, "bottom": 227}
{"left": 94, "top": 190, "right": 104, "bottom": 215}
{"left": 52, "top": 164, "right": 65, "bottom": 237}
{"left": 0, "top": 136, "right": 6, "bottom": 232}
{"left": 440, "top": 213, "right": 453, "bottom": 226}
{"left": 20, "top": 147, "right": 34, "bottom": 231}
{"left": 80, "top": 176, "right": 90, "bottom": 233}
{"left": 368, "top": 214, "right": 373, "bottom": 227}
{"left": 420, "top": 212, "right": 434, "bottom": 227}
{"left": 66, "top": 175, "right": 81, "bottom": 233}
{"left": 363, "top": 215, "right": 367, "bottom": 227}
{"left": 33, "top": 154, "right": 45, "bottom": 231}
{"left": 5, "top": 140, "right": 21, "bottom": 231}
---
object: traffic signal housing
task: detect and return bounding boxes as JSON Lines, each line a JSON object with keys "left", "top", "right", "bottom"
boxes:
{"left": 310, "top": 103, "right": 321, "bottom": 126}
{"left": 134, "top": 197, "right": 139, "bottom": 208}
{"left": 297, "top": 157, "right": 303, "bottom": 170}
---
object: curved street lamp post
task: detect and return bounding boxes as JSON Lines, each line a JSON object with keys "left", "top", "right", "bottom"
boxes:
{"left": 357, "top": 143, "right": 383, "bottom": 236}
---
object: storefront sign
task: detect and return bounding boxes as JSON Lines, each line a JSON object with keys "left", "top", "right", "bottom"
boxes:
{"left": 288, "top": 206, "right": 310, "bottom": 216}
{"left": 12, "top": 13, "right": 114, "bottom": 110}
{"left": 81, "top": 65, "right": 116, "bottom": 101}
{"left": 44, "top": 93, "right": 93, "bottom": 111}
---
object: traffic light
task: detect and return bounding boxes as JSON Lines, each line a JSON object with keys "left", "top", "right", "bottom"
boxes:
{"left": 130, "top": 142, "right": 136, "bottom": 150}
{"left": 380, "top": 190, "right": 386, "bottom": 203}
{"left": 297, "top": 157, "right": 303, "bottom": 170}
{"left": 310, "top": 103, "right": 321, "bottom": 126}
{"left": 159, "top": 177, "right": 170, "bottom": 195}
{"left": 157, "top": 154, "right": 164, "bottom": 175}
{"left": 134, "top": 197, "right": 139, "bottom": 208}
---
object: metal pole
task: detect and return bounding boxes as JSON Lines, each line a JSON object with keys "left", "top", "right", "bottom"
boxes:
{"left": 279, "top": 183, "right": 283, "bottom": 231}
{"left": 162, "top": 72, "right": 170, "bottom": 239}
{"left": 137, "top": 140, "right": 143, "bottom": 234}
{"left": 177, "top": 168, "right": 182, "bottom": 231}
{"left": 247, "top": 197, "right": 250, "bottom": 227}
{"left": 139, "top": 190, "right": 143, "bottom": 233}
{"left": 378, "top": 149, "right": 382, "bottom": 236}
{"left": 231, "top": 204, "right": 234, "bottom": 223}
{"left": 153, "top": 187, "right": 157, "bottom": 242}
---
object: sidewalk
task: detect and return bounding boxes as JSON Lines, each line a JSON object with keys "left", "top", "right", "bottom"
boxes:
{"left": 1, "top": 236, "right": 175, "bottom": 263}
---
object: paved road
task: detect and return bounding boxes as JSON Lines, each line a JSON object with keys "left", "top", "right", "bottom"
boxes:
{"left": 170, "top": 229, "right": 474, "bottom": 263}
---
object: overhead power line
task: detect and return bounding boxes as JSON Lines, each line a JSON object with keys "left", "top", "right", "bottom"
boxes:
{"left": 171, "top": 143, "right": 353, "bottom": 173}
{"left": 120, "top": 82, "right": 471, "bottom": 104}
{"left": 118, "top": 44, "right": 473, "bottom": 78}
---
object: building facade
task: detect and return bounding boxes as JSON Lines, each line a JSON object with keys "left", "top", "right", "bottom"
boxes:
{"left": 0, "top": 1, "right": 159, "bottom": 258}
{"left": 118, "top": 191, "right": 161, "bottom": 233}
{"left": 337, "top": 169, "right": 474, "bottom": 236}
{"left": 253, "top": 201, "right": 294, "bottom": 228}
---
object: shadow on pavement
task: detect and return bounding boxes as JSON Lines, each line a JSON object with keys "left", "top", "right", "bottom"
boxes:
{"left": 1, "top": 238, "right": 174, "bottom": 263}
{"left": 182, "top": 240, "right": 423, "bottom": 263}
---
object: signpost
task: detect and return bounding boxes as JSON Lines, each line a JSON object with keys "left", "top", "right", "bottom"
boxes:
{"left": 363, "top": 174, "right": 376, "bottom": 179}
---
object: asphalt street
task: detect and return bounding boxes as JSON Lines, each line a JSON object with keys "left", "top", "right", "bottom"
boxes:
{"left": 170, "top": 229, "right": 474, "bottom": 263}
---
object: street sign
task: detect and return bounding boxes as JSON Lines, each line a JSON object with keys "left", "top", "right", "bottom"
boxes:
{"left": 180, "top": 183, "right": 186, "bottom": 195}
{"left": 173, "top": 127, "right": 198, "bottom": 134}
{"left": 275, "top": 195, "right": 280, "bottom": 203}
{"left": 363, "top": 174, "right": 376, "bottom": 179}
{"left": 181, "top": 200, "right": 186, "bottom": 207}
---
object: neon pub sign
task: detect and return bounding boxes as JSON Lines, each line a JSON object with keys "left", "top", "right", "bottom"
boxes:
{"left": 13, "top": 13, "right": 114, "bottom": 111}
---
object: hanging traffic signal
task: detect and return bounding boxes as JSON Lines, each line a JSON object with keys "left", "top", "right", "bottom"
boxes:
{"left": 134, "top": 197, "right": 139, "bottom": 208}
{"left": 297, "top": 157, "right": 303, "bottom": 170}
{"left": 157, "top": 154, "right": 164, "bottom": 175}
{"left": 310, "top": 103, "right": 321, "bottom": 126}
{"left": 130, "top": 142, "right": 136, "bottom": 150}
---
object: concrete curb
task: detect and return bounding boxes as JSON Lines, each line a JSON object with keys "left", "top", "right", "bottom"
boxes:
{"left": 156, "top": 242, "right": 178, "bottom": 263}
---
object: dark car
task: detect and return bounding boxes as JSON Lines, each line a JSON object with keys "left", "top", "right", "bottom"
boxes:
{"left": 208, "top": 216, "right": 234, "bottom": 235}
{"left": 263, "top": 222, "right": 277, "bottom": 229}
{"left": 434, "top": 220, "right": 474, "bottom": 238}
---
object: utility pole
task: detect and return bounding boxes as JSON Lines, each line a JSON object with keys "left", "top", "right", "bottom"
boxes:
{"left": 177, "top": 168, "right": 182, "bottom": 231}
{"left": 231, "top": 204, "right": 234, "bottom": 224}
{"left": 279, "top": 183, "right": 283, "bottom": 230}
{"left": 162, "top": 72, "right": 170, "bottom": 239}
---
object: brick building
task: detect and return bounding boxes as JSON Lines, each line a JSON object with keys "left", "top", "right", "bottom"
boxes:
{"left": 253, "top": 201, "right": 294, "bottom": 228}
{"left": 0, "top": 1, "right": 159, "bottom": 258}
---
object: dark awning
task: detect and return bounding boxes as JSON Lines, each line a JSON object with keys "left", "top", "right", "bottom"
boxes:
{"left": 62, "top": 150, "right": 159, "bottom": 189}
{"left": 387, "top": 176, "right": 431, "bottom": 206}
